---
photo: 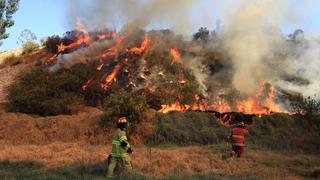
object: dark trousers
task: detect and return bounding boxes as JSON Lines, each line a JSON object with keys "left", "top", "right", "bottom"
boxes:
{"left": 232, "top": 145, "right": 244, "bottom": 157}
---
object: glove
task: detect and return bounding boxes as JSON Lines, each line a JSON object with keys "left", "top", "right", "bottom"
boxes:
{"left": 127, "top": 147, "right": 133, "bottom": 154}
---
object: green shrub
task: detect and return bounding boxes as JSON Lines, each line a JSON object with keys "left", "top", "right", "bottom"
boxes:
{"left": 291, "top": 95, "right": 320, "bottom": 115}
{"left": 248, "top": 113, "right": 320, "bottom": 153}
{"left": 21, "top": 40, "right": 39, "bottom": 54}
{"left": 6, "top": 64, "right": 96, "bottom": 116}
{"left": 100, "top": 90, "right": 147, "bottom": 128}
{"left": 146, "top": 111, "right": 229, "bottom": 145}
{"left": 43, "top": 35, "right": 69, "bottom": 53}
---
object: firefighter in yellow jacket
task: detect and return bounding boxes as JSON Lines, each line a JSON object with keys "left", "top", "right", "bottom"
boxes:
{"left": 107, "top": 117, "right": 133, "bottom": 177}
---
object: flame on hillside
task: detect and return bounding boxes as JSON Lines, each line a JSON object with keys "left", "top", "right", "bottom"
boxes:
{"left": 58, "top": 19, "right": 93, "bottom": 53}
{"left": 170, "top": 47, "right": 182, "bottom": 64}
{"left": 43, "top": 19, "right": 291, "bottom": 120}
{"left": 159, "top": 82, "right": 287, "bottom": 115}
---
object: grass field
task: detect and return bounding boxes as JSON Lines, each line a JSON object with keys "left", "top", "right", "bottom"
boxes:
{"left": 1, "top": 142, "right": 319, "bottom": 179}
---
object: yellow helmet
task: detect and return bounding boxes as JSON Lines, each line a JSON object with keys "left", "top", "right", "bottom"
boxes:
{"left": 118, "top": 117, "right": 127, "bottom": 123}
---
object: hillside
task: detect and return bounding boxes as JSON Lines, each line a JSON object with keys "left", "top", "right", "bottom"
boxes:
{"left": 0, "top": 27, "right": 319, "bottom": 179}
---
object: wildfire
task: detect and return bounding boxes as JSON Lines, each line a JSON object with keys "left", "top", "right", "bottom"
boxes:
{"left": 100, "top": 36, "right": 124, "bottom": 59}
{"left": 58, "top": 19, "right": 92, "bottom": 53}
{"left": 159, "top": 101, "right": 189, "bottom": 113}
{"left": 97, "top": 63, "right": 104, "bottom": 71}
{"left": 82, "top": 78, "right": 93, "bottom": 91}
{"left": 170, "top": 47, "right": 182, "bottom": 64}
{"left": 101, "top": 64, "right": 122, "bottom": 90}
{"left": 45, "top": 54, "right": 58, "bottom": 65}
{"left": 97, "top": 32, "right": 116, "bottom": 40}
{"left": 158, "top": 82, "right": 288, "bottom": 115}
{"left": 127, "top": 34, "right": 150, "bottom": 54}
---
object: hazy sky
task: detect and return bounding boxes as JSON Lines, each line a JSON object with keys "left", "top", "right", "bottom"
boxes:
{"left": 1, "top": 0, "right": 320, "bottom": 51}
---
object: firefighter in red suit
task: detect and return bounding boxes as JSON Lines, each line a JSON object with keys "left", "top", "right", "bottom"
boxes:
{"left": 229, "top": 122, "right": 249, "bottom": 157}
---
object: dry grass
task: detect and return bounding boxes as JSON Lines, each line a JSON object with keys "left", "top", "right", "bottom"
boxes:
{"left": 0, "top": 48, "right": 48, "bottom": 68}
{"left": 0, "top": 142, "right": 318, "bottom": 179}
{"left": 0, "top": 106, "right": 107, "bottom": 145}
{"left": 0, "top": 48, "right": 22, "bottom": 65}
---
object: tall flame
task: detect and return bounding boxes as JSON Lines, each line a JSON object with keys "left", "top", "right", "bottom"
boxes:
{"left": 127, "top": 34, "right": 150, "bottom": 54}
{"left": 100, "top": 36, "right": 124, "bottom": 59}
{"left": 170, "top": 47, "right": 182, "bottom": 64}
{"left": 101, "top": 64, "right": 122, "bottom": 90}
{"left": 57, "top": 19, "right": 93, "bottom": 53}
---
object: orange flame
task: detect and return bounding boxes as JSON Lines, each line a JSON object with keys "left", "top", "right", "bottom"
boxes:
{"left": 57, "top": 19, "right": 92, "bottom": 52}
{"left": 97, "top": 63, "right": 104, "bottom": 71}
{"left": 82, "top": 78, "right": 93, "bottom": 91}
{"left": 159, "top": 81, "right": 288, "bottom": 115}
{"left": 101, "top": 64, "right": 122, "bottom": 90}
{"left": 45, "top": 54, "right": 58, "bottom": 65}
{"left": 97, "top": 32, "right": 116, "bottom": 40}
{"left": 159, "top": 101, "right": 189, "bottom": 113}
{"left": 170, "top": 47, "right": 182, "bottom": 64}
{"left": 100, "top": 36, "right": 124, "bottom": 59}
{"left": 127, "top": 34, "right": 150, "bottom": 54}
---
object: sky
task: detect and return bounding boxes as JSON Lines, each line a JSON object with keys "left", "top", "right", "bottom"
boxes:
{"left": 1, "top": 0, "right": 320, "bottom": 51}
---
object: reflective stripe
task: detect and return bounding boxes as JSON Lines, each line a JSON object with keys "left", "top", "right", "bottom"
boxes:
{"left": 119, "top": 136, "right": 127, "bottom": 142}
{"left": 112, "top": 140, "right": 121, "bottom": 157}
{"left": 112, "top": 140, "right": 120, "bottom": 145}
{"left": 232, "top": 143, "right": 245, "bottom": 146}
{"left": 232, "top": 135, "right": 244, "bottom": 139}
{"left": 124, "top": 144, "right": 131, "bottom": 151}
{"left": 111, "top": 153, "right": 121, "bottom": 157}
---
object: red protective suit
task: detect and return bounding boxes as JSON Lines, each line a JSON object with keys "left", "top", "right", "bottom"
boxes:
{"left": 230, "top": 127, "right": 249, "bottom": 157}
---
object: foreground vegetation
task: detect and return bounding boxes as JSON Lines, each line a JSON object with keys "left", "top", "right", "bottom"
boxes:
{"left": 147, "top": 111, "right": 320, "bottom": 154}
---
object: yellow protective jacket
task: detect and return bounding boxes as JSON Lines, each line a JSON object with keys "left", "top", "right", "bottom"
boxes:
{"left": 111, "top": 128, "right": 131, "bottom": 158}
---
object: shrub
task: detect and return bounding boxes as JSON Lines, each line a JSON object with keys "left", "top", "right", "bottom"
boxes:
{"left": 21, "top": 40, "right": 39, "bottom": 54}
{"left": 291, "top": 95, "right": 320, "bottom": 115}
{"left": 248, "top": 113, "right": 320, "bottom": 153}
{"left": 43, "top": 35, "right": 73, "bottom": 54}
{"left": 100, "top": 90, "right": 147, "bottom": 128}
{"left": 6, "top": 64, "right": 96, "bottom": 116}
{"left": 146, "top": 111, "right": 229, "bottom": 145}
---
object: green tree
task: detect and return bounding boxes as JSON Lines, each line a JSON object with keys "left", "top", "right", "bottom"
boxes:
{"left": 0, "top": 0, "right": 19, "bottom": 45}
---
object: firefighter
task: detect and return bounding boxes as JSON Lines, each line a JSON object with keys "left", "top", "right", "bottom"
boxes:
{"left": 107, "top": 117, "right": 133, "bottom": 178}
{"left": 229, "top": 121, "right": 249, "bottom": 158}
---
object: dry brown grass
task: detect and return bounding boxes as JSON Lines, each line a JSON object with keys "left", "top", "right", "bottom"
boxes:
{"left": 0, "top": 48, "right": 50, "bottom": 68}
{"left": 0, "top": 142, "right": 318, "bottom": 179}
{"left": 0, "top": 106, "right": 107, "bottom": 144}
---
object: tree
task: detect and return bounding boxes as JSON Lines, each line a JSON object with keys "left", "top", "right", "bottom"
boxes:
{"left": 0, "top": 0, "right": 19, "bottom": 46}
{"left": 17, "top": 29, "right": 37, "bottom": 45}
{"left": 193, "top": 27, "right": 210, "bottom": 43}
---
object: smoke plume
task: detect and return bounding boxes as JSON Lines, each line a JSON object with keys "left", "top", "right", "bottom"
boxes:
{"left": 63, "top": 0, "right": 320, "bottom": 98}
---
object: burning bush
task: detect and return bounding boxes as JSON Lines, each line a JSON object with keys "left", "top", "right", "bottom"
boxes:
{"left": 6, "top": 64, "right": 96, "bottom": 116}
{"left": 43, "top": 35, "right": 73, "bottom": 54}
{"left": 100, "top": 90, "right": 147, "bottom": 128}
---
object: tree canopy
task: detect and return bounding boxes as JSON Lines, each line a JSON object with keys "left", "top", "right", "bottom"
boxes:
{"left": 0, "top": 0, "right": 19, "bottom": 45}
